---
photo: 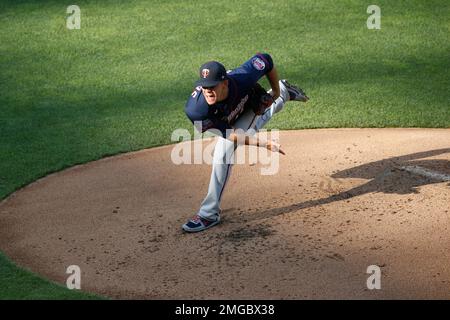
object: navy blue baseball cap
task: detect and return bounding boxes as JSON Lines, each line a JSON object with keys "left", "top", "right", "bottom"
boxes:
{"left": 195, "top": 61, "right": 228, "bottom": 87}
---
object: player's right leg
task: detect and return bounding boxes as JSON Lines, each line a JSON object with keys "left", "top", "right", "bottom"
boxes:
{"left": 255, "top": 80, "right": 308, "bottom": 130}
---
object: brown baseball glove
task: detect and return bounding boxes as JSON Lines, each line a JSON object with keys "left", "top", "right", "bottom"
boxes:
{"left": 249, "top": 83, "right": 274, "bottom": 115}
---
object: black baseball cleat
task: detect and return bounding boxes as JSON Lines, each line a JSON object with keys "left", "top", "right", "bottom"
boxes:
{"left": 281, "top": 79, "right": 309, "bottom": 102}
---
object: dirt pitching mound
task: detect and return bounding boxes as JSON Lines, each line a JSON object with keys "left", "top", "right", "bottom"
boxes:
{"left": 0, "top": 129, "right": 449, "bottom": 299}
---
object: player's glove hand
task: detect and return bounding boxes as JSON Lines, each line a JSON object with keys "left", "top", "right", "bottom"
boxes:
{"left": 250, "top": 83, "right": 274, "bottom": 115}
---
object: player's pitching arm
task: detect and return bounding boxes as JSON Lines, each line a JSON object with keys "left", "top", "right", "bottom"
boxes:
{"left": 228, "top": 131, "right": 285, "bottom": 155}
{"left": 266, "top": 65, "right": 281, "bottom": 100}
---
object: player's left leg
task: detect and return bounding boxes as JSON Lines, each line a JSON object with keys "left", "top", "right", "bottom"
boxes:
{"left": 254, "top": 80, "right": 289, "bottom": 130}
{"left": 254, "top": 79, "right": 308, "bottom": 130}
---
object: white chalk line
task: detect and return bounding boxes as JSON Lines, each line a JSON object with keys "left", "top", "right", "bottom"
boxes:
{"left": 399, "top": 165, "right": 450, "bottom": 182}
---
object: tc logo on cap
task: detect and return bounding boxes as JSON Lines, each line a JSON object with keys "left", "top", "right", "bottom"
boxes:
{"left": 201, "top": 69, "right": 210, "bottom": 78}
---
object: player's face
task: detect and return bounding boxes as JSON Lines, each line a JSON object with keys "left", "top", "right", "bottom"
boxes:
{"left": 202, "top": 80, "right": 228, "bottom": 105}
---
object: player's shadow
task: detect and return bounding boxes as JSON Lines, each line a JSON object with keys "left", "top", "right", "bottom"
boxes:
{"left": 241, "top": 148, "right": 450, "bottom": 222}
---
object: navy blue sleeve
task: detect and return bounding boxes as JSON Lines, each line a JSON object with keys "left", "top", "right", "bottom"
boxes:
{"left": 240, "top": 53, "right": 274, "bottom": 75}
{"left": 227, "top": 53, "right": 274, "bottom": 91}
{"left": 256, "top": 53, "right": 274, "bottom": 73}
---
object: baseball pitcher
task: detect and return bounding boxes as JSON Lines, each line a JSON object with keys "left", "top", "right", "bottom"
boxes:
{"left": 183, "top": 53, "right": 309, "bottom": 232}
